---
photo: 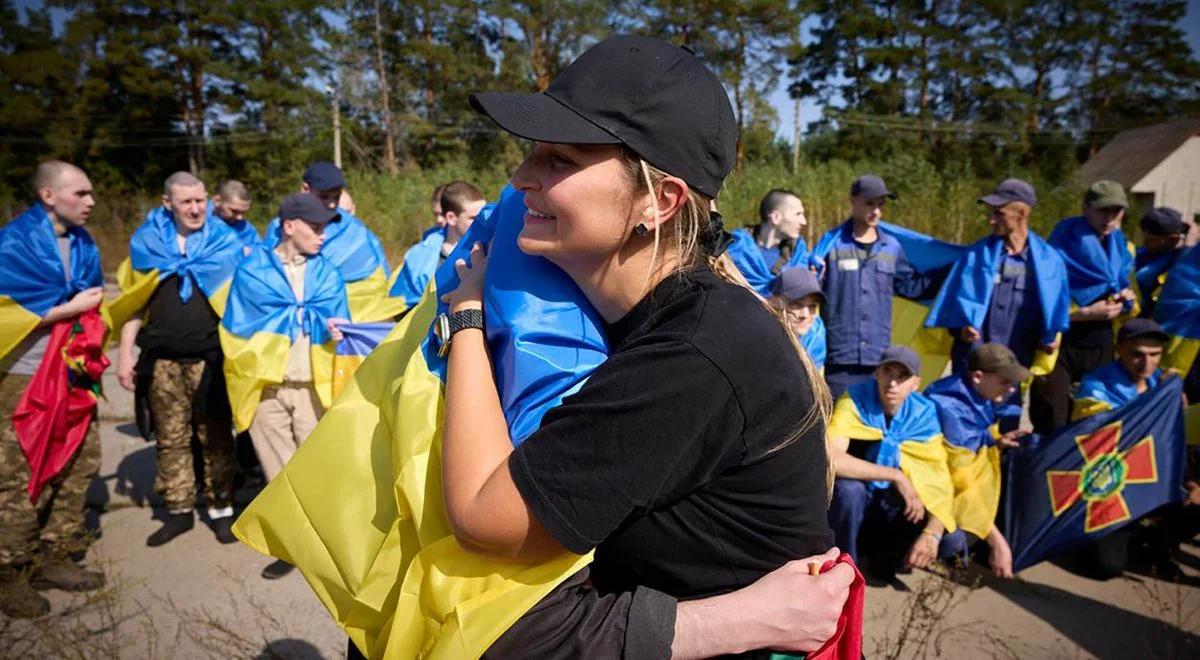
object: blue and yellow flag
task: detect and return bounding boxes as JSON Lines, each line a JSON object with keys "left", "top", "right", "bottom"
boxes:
{"left": 924, "top": 375, "right": 1002, "bottom": 539}
{"left": 233, "top": 186, "right": 607, "bottom": 658}
{"left": 1155, "top": 246, "right": 1200, "bottom": 375}
{"left": 388, "top": 226, "right": 446, "bottom": 307}
{"left": 207, "top": 200, "right": 261, "bottom": 251}
{"left": 827, "top": 380, "right": 956, "bottom": 531}
{"left": 1048, "top": 215, "right": 1139, "bottom": 316}
{"left": 330, "top": 321, "right": 395, "bottom": 400}
{"left": 924, "top": 233, "right": 1070, "bottom": 376}
{"left": 725, "top": 228, "right": 809, "bottom": 296}
{"left": 1072, "top": 362, "right": 1162, "bottom": 422}
{"left": 265, "top": 211, "right": 405, "bottom": 322}
{"left": 1006, "top": 377, "right": 1186, "bottom": 572}
{"left": 801, "top": 315, "right": 826, "bottom": 371}
{"left": 0, "top": 204, "right": 104, "bottom": 360}
{"left": 219, "top": 248, "right": 350, "bottom": 432}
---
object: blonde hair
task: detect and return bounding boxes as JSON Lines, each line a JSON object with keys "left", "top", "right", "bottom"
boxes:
{"left": 619, "top": 151, "right": 833, "bottom": 493}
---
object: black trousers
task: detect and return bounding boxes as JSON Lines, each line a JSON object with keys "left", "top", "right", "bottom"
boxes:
{"left": 1029, "top": 339, "right": 1113, "bottom": 434}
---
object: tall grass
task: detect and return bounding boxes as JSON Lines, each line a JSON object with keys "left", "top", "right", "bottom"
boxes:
{"left": 82, "top": 154, "right": 1093, "bottom": 275}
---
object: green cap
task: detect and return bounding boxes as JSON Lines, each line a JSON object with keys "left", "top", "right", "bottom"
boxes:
{"left": 1084, "top": 180, "right": 1128, "bottom": 210}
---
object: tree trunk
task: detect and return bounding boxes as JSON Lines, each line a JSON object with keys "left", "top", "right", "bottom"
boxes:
{"left": 374, "top": 0, "right": 398, "bottom": 175}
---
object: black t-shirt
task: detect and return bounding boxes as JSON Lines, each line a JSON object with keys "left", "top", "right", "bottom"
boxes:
{"left": 509, "top": 267, "right": 833, "bottom": 601}
{"left": 137, "top": 274, "right": 221, "bottom": 358}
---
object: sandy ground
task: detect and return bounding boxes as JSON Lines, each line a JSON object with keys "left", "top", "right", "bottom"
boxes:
{"left": 2, "top": 352, "right": 1199, "bottom": 659}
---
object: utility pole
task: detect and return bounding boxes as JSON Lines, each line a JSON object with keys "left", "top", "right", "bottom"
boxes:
{"left": 328, "top": 83, "right": 342, "bottom": 168}
{"left": 792, "top": 95, "right": 802, "bottom": 174}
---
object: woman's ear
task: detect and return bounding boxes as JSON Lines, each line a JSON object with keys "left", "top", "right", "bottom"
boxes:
{"left": 643, "top": 176, "right": 689, "bottom": 231}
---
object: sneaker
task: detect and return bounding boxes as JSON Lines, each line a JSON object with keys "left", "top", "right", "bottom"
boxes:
{"left": 0, "top": 567, "right": 50, "bottom": 618}
{"left": 261, "top": 559, "right": 295, "bottom": 580}
{"left": 210, "top": 516, "right": 238, "bottom": 545}
{"left": 146, "top": 512, "right": 195, "bottom": 547}
{"left": 32, "top": 558, "right": 106, "bottom": 592}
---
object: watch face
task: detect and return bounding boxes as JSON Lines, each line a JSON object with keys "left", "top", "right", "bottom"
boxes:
{"left": 435, "top": 314, "right": 451, "bottom": 357}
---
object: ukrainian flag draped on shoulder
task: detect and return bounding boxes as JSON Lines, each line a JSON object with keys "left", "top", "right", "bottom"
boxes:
{"left": 925, "top": 375, "right": 1001, "bottom": 538}
{"left": 1072, "top": 362, "right": 1162, "bottom": 422}
{"left": 827, "top": 380, "right": 956, "bottom": 531}
{"left": 207, "top": 200, "right": 260, "bottom": 250}
{"left": 233, "top": 185, "right": 606, "bottom": 658}
{"left": 388, "top": 226, "right": 446, "bottom": 307}
{"left": 219, "top": 248, "right": 349, "bottom": 432}
{"left": 725, "top": 228, "right": 808, "bottom": 296}
{"left": 0, "top": 203, "right": 103, "bottom": 361}
{"left": 265, "top": 211, "right": 404, "bottom": 322}
{"left": 1049, "top": 216, "right": 1139, "bottom": 315}
{"left": 1154, "top": 246, "right": 1200, "bottom": 443}
{"left": 925, "top": 233, "right": 1070, "bottom": 375}
{"left": 105, "top": 206, "right": 241, "bottom": 335}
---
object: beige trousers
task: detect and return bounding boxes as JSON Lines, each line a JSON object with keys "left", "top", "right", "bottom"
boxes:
{"left": 249, "top": 385, "right": 324, "bottom": 481}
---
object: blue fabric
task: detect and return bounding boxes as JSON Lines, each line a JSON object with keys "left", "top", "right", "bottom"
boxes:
{"left": 335, "top": 322, "right": 395, "bottom": 357}
{"left": 810, "top": 220, "right": 951, "bottom": 366}
{"left": 423, "top": 186, "right": 609, "bottom": 445}
{"left": 1154, "top": 246, "right": 1200, "bottom": 340}
{"left": 263, "top": 211, "right": 390, "bottom": 283}
{"left": 846, "top": 379, "right": 943, "bottom": 489}
{"left": 1077, "top": 361, "right": 1161, "bottom": 410}
{"left": 925, "top": 375, "right": 997, "bottom": 453}
{"left": 222, "top": 247, "right": 349, "bottom": 345}
{"left": 926, "top": 233, "right": 1070, "bottom": 350}
{"left": 1048, "top": 216, "right": 1134, "bottom": 308}
{"left": 1135, "top": 247, "right": 1181, "bottom": 316}
{"left": 801, "top": 315, "right": 826, "bottom": 369}
{"left": 725, "top": 228, "right": 809, "bottom": 296}
{"left": 1006, "top": 377, "right": 1186, "bottom": 572}
{"left": 0, "top": 203, "right": 103, "bottom": 316}
{"left": 389, "top": 226, "right": 447, "bottom": 306}
{"left": 129, "top": 206, "right": 242, "bottom": 302}
{"left": 206, "top": 200, "right": 260, "bottom": 250}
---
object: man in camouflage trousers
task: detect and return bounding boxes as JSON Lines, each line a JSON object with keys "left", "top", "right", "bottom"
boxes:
{"left": 0, "top": 161, "right": 107, "bottom": 618}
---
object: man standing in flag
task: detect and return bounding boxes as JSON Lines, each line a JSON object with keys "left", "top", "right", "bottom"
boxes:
{"left": 220, "top": 193, "right": 349, "bottom": 579}
{"left": 389, "top": 181, "right": 486, "bottom": 308}
{"left": 726, "top": 188, "right": 809, "bottom": 296}
{"left": 115, "top": 172, "right": 243, "bottom": 548}
{"left": 1135, "top": 207, "right": 1188, "bottom": 319}
{"left": 209, "top": 180, "right": 259, "bottom": 254}
{"left": 0, "top": 161, "right": 107, "bottom": 618}
{"left": 827, "top": 346, "right": 956, "bottom": 580}
{"left": 924, "top": 179, "right": 1070, "bottom": 429}
{"left": 1031, "top": 181, "right": 1138, "bottom": 432}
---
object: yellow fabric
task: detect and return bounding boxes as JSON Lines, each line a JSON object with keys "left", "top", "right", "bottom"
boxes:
{"left": 1163, "top": 335, "right": 1200, "bottom": 375}
{"left": 347, "top": 267, "right": 409, "bottom": 323}
{"left": 945, "top": 443, "right": 1001, "bottom": 538}
{"left": 332, "top": 353, "right": 369, "bottom": 401}
{"left": 102, "top": 257, "right": 230, "bottom": 336}
{"left": 219, "top": 327, "right": 338, "bottom": 433}
{"left": 1186, "top": 404, "right": 1200, "bottom": 446}
{"left": 891, "top": 297, "right": 951, "bottom": 384}
{"left": 827, "top": 395, "right": 957, "bottom": 531}
{"left": 0, "top": 295, "right": 43, "bottom": 363}
{"left": 1071, "top": 397, "right": 1113, "bottom": 422}
{"left": 232, "top": 288, "right": 592, "bottom": 658}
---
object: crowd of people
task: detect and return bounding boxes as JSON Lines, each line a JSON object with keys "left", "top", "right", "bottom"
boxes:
{"left": 0, "top": 33, "right": 1197, "bottom": 659}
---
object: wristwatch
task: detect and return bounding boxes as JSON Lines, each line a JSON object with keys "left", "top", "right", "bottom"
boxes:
{"left": 435, "top": 308, "right": 484, "bottom": 357}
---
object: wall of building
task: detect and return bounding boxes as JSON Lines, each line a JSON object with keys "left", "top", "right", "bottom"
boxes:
{"left": 1134, "top": 135, "right": 1200, "bottom": 245}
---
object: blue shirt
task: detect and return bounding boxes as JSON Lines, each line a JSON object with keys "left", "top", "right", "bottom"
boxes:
{"left": 819, "top": 220, "right": 931, "bottom": 366}
{"left": 800, "top": 315, "right": 826, "bottom": 369}
{"left": 1077, "top": 361, "right": 1161, "bottom": 409}
{"left": 950, "top": 246, "right": 1044, "bottom": 372}
{"left": 925, "top": 375, "right": 997, "bottom": 454}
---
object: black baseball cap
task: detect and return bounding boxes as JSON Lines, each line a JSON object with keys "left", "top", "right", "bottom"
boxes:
{"left": 771, "top": 267, "right": 826, "bottom": 304}
{"left": 278, "top": 193, "right": 339, "bottom": 226}
{"left": 1140, "top": 207, "right": 1186, "bottom": 236}
{"left": 1117, "top": 318, "right": 1170, "bottom": 344}
{"left": 879, "top": 346, "right": 920, "bottom": 377}
{"left": 968, "top": 343, "right": 1032, "bottom": 383}
{"left": 469, "top": 35, "right": 736, "bottom": 198}
{"left": 303, "top": 161, "right": 346, "bottom": 192}
{"left": 978, "top": 178, "right": 1037, "bottom": 208}
{"left": 850, "top": 174, "right": 896, "bottom": 200}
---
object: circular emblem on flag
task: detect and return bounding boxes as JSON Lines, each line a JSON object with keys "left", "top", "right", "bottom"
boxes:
{"left": 1080, "top": 454, "right": 1127, "bottom": 501}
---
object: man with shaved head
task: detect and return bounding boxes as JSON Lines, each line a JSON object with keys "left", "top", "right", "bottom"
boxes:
{"left": 0, "top": 161, "right": 107, "bottom": 617}
{"left": 210, "top": 179, "right": 260, "bottom": 253}
{"left": 115, "top": 171, "right": 241, "bottom": 548}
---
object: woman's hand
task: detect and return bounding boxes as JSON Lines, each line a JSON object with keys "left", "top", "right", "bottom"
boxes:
{"left": 441, "top": 242, "right": 489, "bottom": 313}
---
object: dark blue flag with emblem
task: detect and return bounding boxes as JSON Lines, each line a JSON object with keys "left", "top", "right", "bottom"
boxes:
{"left": 1005, "top": 377, "right": 1186, "bottom": 573}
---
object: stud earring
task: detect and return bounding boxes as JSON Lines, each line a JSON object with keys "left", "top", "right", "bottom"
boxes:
{"left": 634, "top": 223, "right": 650, "bottom": 236}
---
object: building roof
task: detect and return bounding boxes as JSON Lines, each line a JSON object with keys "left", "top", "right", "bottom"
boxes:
{"left": 1080, "top": 118, "right": 1200, "bottom": 187}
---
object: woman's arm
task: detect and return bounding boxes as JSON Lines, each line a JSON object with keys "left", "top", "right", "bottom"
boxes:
{"left": 441, "top": 242, "right": 568, "bottom": 561}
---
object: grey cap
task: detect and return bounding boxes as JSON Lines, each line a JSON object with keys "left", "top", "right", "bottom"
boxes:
{"left": 979, "top": 178, "right": 1037, "bottom": 208}
{"left": 850, "top": 174, "right": 896, "bottom": 200}
{"left": 278, "top": 193, "right": 340, "bottom": 226}
{"left": 771, "top": 267, "right": 826, "bottom": 304}
{"left": 968, "top": 343, "right": 1033, "bottom": 383}
{"left": 879, "top": 345, "right": 920, "bottom": 377}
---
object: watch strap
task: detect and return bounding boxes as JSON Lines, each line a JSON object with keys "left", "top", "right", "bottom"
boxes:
{"left": 448, "top": 308, "right": 484, "bottom": 336}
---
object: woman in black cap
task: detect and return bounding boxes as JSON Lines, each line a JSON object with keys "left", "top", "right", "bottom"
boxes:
{"left": 438, "top": 35, "right": 850, "bottom": 657}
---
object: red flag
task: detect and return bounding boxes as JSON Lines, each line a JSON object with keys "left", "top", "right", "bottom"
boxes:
{"left": 807, "top": 553, "right": 865, "bottom": 660}
{"left": 13, "top": 308, "right": 108, "bottom": 502}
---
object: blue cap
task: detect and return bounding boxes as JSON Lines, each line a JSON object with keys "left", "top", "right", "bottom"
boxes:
{"left": 879, "top": 345, "right": 920, "bottom": 377}
{"left": 850, "top": 174, "right": 896, "bottom": 200}
{"left": 1140, "top": 207, "right": 1185, "bottom": 236}
{"left": 1117, "top": 318, "right": 1170, "bottom": 344}
{"left": 278, "top": 193, "right": 339, "bottom": 226}
{"left": 978, "top": 178, "right": 1037, "bottom": 208}
{"left": 771, "top": 267, "right": 826, "bottom": 304}
{"left": 302, "top": 161, "right": 346, "bottom": 192}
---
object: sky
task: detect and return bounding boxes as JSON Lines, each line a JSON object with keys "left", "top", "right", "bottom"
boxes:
{"left": 15, "top": 0, "right": 1200, "bottom": 143}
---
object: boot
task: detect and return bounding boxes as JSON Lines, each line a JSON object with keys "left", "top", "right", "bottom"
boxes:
{"left": 261, "top": 559, "right": 294, "bottom": 580}
{"left": 0, "top": 566, "right": 50, "bottom": 618}
{"left": 32, "top": 557, "right": 106, "bottom": 592}
{"left": 210, "top": 516, "right": 237, "bottom": 545}
{"left": 146, "top": 512, "right": 194, "bottom": 547}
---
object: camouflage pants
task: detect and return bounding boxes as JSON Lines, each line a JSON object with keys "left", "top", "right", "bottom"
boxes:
{"left": 148, "top": 359, "right": 235, "bottom": 512}
{"left": 0, "top": 373, "right": 101, "bottom": 568}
